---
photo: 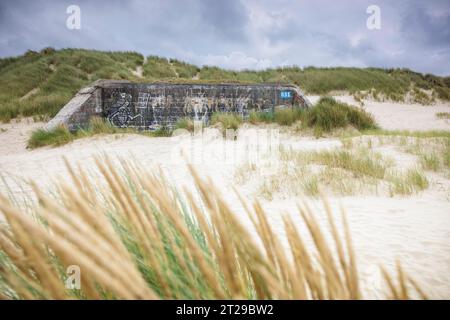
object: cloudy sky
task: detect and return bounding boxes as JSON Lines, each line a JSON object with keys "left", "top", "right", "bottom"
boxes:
{"left": 0, "top": 0, "right": 449, "bottom": 75}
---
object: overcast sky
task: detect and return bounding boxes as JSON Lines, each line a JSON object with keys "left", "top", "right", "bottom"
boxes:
{"left": 0, "top": 0, "right": 449, "bottom": 75}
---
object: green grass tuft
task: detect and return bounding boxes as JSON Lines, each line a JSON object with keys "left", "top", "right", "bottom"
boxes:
{"left": 307, "top": 97, "right": 378, "bottom": 131}
{"left": 308, "top": 149, "right": 386, "bottom": 179}
{"left": 436, "top": 112, "right": 450, "bottom": 119}
{"left": 248, "top": 110, "right": 274, "bottom": 124}
{"left": 420, "top": 153, "right": 440, "bottom": 171}
{"left": 27, "top": 118, "right": 172, "bottom": 149}
{"left": 28, "top": 126, "right": 74, "bottom": 148}
{"left": 389, "top": 169, "right": 429, "bottom": 195}
{"left": 175, "top": 117, "right": 195, "bottom": 132}
{"left": 273, "top": 108, "right": 304, "bottom": 126}
{"left": 210, "top": 112, "right": 243, "bottom": 131}
{"left": 248, "top": 97, "right": 378, "bottom": 132}
{"left": 143, "top": 56, "right": 176, "bottom": 78}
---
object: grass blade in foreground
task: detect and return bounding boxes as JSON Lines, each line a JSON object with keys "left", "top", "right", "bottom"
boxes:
{"left": 0, "top": 157, "right": 425, "bottom": 299}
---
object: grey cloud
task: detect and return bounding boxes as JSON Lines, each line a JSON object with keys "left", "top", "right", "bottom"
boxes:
{"left": 400, "top": 2, "right": 450, "bottom": 47}
{"left": 0, "top": 0, "right": 449, "bottom": 75}
{"left": 198, "top": 0, "right": 249, "bottom": 41}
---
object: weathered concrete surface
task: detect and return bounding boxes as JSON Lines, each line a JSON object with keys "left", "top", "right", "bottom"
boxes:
{"left": 44, "top": 85, "right": 102, "bottom": 131}
{"left": 46, "top": 80, "right": 311, "bottom": 131}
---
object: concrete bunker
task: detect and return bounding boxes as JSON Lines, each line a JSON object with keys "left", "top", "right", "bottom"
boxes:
{"left": 45, "top": 80, "right": 311, "bottom": 132}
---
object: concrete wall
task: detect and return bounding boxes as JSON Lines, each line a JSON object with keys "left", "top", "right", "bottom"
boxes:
{"left": 45, "top": 83, "right": 103, "bottom": 132}
{"left": 45, "top": 80, "right": 311, "bottom": 131}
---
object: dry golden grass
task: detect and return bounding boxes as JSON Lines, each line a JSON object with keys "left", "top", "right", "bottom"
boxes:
{"left": 0, "top": 158, "right": 425, "bottom": 299}
{"left": 240, "top": 142, "right": 430, "bottom": 199}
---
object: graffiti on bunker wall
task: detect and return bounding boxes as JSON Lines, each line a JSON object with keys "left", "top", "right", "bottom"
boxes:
{"left": 45, "top": 82, "right": 311, "bottom": 133}
{"left": 102, "top": 84, "right": 302, "bottom": 130}
{"left": 107, "top": 92, "right": 143, "bottom": 127}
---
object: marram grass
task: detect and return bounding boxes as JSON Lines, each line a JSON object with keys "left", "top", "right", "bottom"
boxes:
{"left": 0, "top": 158, "right": 426, "bottom": 300}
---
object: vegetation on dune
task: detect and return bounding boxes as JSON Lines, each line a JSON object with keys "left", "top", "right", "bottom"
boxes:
{"left": 306, "top": 149, "right": 386, "bottom": 180}
{"left": 199, "top": 66, "right": 240, "bottom": 81}
{"left": 210, "top": 112, "right": 243, "bottom": 132}
{"left": 27, "top": 117, "right": 171, "bottom": 149}
{"left": 398, "top": 136, "right": 450, "bottom": 173}
{"left": 169, "top": 58, "right": 199, "bottom": 79}
{"left": 238, "top": 132, "right": 449, "bottom": 199}
{"left": 347, "top": 129, "right": 450, "bottom": 139}
{"left": 307, "top": 97, "right": 378, "bottom": 131}
{"left": 0, "top": 94, "right": 71, "bottom": 122}
{"left": 0, "top": 158, "right": 426, "bottom": 299}
{"left": 247, "top": 141, "right": 430, "bottom": 199}
{"left": 0, "top": 48, "right": 144, "bottom": 122}
{"left": 26, "top": 97, "right": 378, "bottom": 148}
{"left": 436, "top": 112, "right": 450, "bottom": 119}
{"left": 249, "top": 97, "right": 378, "bottom": 133}
{"left": 0, "top": 48, "right": 449, "bottom": 122}
{"left": 143, "top": 55, "right": 176, "bottom": 78}
{"left": 28, "top": 126, "right": 75, "bottom": 148}
{"left": 388, "top": 169, "right": 429, "bottom": 196}
{"left": 174, "top": 117, "right": 195, "bottom": 132}
{"left": 248, "top": 110, "right": 275, "bottom": 124}
{"left": 341, "top": 133, "right": 450, "bottom": 174}
{"left": 273, "top": 108, "right": 302, "bottom": 126}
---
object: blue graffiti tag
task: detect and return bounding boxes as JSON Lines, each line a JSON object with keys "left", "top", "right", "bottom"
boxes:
{"left": 280, "top": 91, "right": 292, "bottom": 99}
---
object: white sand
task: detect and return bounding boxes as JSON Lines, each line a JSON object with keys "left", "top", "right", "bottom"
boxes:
{"left": 1, "top": 98, "right": 449, "bottom": 298}
{"left": 0, "top": 118, "right": 42, "bottom": 155}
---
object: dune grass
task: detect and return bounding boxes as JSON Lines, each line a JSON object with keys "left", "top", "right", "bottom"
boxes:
{"left": 254, "top": 146, "right": 388, "bottom": 198}
{"left": 420, "top": 153, "right": 440, "bottom": 171}
{"left": 388, "top": 169, "right": 429, "bottom": 196}
{"left": 28, "top": 126, "right": 75, "bottom": 148}
{"left": 238, "top": 137, "right": 432, "bottom": 199}
{"left": 248, "top": 97, "right": 378, "bottom": 133}
{"left": 306, "top": 97, "right": 378, "bottom": 132}
{"left": 27, "top": 118, "right": 171, "bottom": 149}
{"left": 248, "top": 110, "right": 275, "bottom": 124}
{"left": 0, "top": 158, "right": 426, "bottom": 299}
{"left": 272, "top": 66, "right": 450, "bottom": 101}
{"left": 409, "top": 139, "right": 450, "bottom": 172}
{"left": 351, "top": 129, "right": 450, "bottom": 139}
{"left": 0, "top": 94, "right": 72, "bottom": 123}
{"left": 169, "top": 58, "right": 200, "bottom": 79}
{"left": 210, "top": 112, "right": 243, "bottom": 131}
{"left": 273, "top": 108, "right": 304, "bottom": 126}
{"left": 174, "top": 117, "right": 195, "bottom": 132}
{"left": 306, "top": 148, "right": 386, "bottom": 179}
{"left": 0, "top": 49, "right": 143, "bottom": 122}
{"left": 1, "top": 48, "right": 449, "bottom": 123}
{"left": 143, "top": 56, "right": 176, "bottom": 79}
{"left": 436, "top": 112, "right": 450, "bottom": 119}
{"left": 359, "top": 134, "right": 450, "bottom": 173}
{"left": 199, "top": 66, "right": 240, "bottom": 81}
